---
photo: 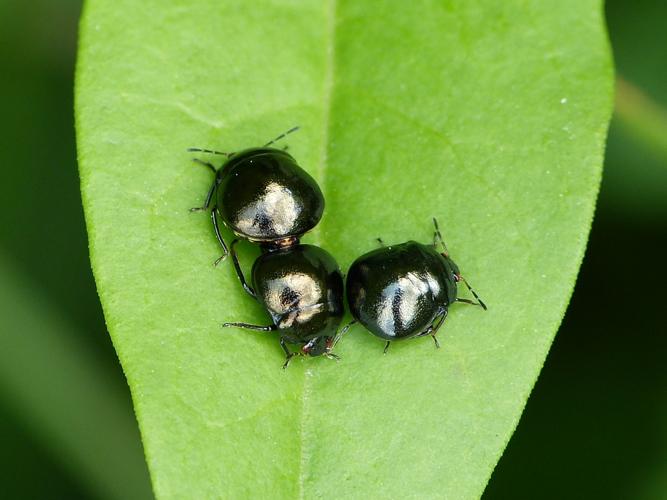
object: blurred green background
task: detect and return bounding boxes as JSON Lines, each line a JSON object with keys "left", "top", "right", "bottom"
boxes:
{"left": 0, "top": 1, "right": 664, "bottom": 498}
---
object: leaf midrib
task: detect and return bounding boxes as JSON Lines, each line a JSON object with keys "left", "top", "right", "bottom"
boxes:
{"left": 298, "top": 0, "right": 337, "bottom": 496}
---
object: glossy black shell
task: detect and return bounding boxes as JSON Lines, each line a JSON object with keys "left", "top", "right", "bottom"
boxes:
{"left": 216, "top": 148, "right": 324, "bottom": 242}
{"left": 252, "top": 244, "right": 344, "bottom": 344}
{"left": 346, "top": 241, "right": 459, "bottom": 341}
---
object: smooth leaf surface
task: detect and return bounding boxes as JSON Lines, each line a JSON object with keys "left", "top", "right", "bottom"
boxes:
{"left": 76, "top": 1, "right": 612, "bottom": 498}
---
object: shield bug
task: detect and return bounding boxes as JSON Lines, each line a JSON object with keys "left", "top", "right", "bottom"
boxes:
{"left": 344, "top": 218, "right": 487, "bottom": 353}
{"left": 188, "top": 127, "right": 324, "bottom": 264}
{"left": 222, "top": 239, "right": 345, "bottom": 368}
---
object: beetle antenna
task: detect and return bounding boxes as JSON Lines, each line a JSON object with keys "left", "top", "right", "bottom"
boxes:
{"left": 264, "top": 126, "right": 300, "bottom": 148}
{"left": 460, "top": 277, "right": 487, "bottom": 310}
{"left": 432, "top": 217, "right": 450, "bottom": 256}
{"left": 187, "top": 147, "right": 234, "bottom": 158}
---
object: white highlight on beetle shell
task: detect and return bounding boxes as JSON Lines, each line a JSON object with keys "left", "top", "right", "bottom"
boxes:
{"left": 235, "top": 182, "right": 299, "bottom": 236}
{"left": 376, "top": 271, "right": 439, "bottom": 336}
{"left": 264, "top": 272, "right": 323, "bottom": 327}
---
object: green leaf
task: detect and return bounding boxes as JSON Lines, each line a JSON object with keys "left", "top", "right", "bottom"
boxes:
{"left": 75, "top": 0, "right": 613, "bottom": 498}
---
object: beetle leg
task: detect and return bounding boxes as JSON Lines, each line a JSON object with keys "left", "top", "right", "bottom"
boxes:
{"left": 415, "top": 308, "right": 448, "bottom": 348}
{"left": 222, "top": 322, "right": 275, "bottom": 332}
{"left": 229, "top": 239, "right": 257, "bottom": 299}
{"left": 210, "top": 207, "right": 229, "bottom": 264}
{"left": 279, "top": 337, "right": 291, "bottom": 356}
{"left": 283, "top": 353, "right": 297, "bottom": 369}
{"left": 280, "top": 338, "right": 303, "bottom": 369}
{"left": 383, "top": 341, "right": 391, "bottom": 354}
{"left": 376, "top": 237, "right": 385, "bottom": 247}
{"left": 456, "top": 297, "right": 485, "bottom": 308}
{"left": 189, "top": 159, "right": 217, "bottom": 212}
{"left": 191, "top": 157, "right": 217, "bottom": 174}
{"left": 429, "top": 309, "right": 448, "bottom": 348}
{"left": 190, "top": 180, "right": 216, "bottom": 212}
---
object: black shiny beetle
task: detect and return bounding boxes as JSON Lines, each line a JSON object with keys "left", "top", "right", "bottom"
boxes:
{"left": 188, "top": 127, "right": 324, "bottom": 264}
{"left": 189, "top": 129, "right": 344, "bottom": 367}
{"left": 222, "top": 239, "right": 344, "bottom": 368}
{"left": 344, "top": 218, "right": 487, "bottom": 353}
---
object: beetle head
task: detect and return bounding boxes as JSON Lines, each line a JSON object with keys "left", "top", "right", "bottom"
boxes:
{"left": 300, "top": 336, "right": 342, "bottom": 363}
